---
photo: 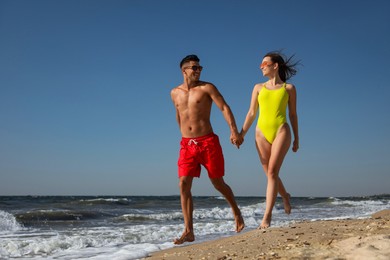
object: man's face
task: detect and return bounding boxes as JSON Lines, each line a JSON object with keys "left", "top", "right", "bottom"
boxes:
{"left": 182, "top": 61, "right": 203, "bottom": 81}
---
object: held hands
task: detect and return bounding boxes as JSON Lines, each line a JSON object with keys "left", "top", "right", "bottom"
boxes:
{"left": 230, "top": 132, "right": 244, "bottom": 149}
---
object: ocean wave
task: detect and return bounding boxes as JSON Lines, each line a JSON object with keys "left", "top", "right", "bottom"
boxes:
{"left": 0, "top": 210, "right": 23, "bottom": 232}
{"left": 2, "top": 195, "right": 389, "bottom": 259}
{"left": 119, "top": 204, "right": 266, "bottom": 223}
{"left": 77, "top": 197, "right": 131, "bottom": 206}
{"left": 0, "top": 229, "right": 121, "bottom": 258}
{"left": 0, "top": 225, "right": 180, "bottom": 259}
{"left": 15, "top": 210, "right": 107, "bottom": 224}
{"left": 0, "top": 210, "right": 24, "bottom": 233}
{"left": 330, "top": 198, "right": 388, "bottom": 207}
{"left": 118, "top": 212, "right": 183, "bottom": 222}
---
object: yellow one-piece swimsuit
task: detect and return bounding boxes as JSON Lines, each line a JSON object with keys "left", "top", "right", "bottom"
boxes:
{"left": 257, "top": 83, "right": 289, "bottom": 144}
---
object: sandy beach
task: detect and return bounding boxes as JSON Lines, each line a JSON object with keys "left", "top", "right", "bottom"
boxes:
{"left": 145, "top": 209, "right": 390, "bottom": 260}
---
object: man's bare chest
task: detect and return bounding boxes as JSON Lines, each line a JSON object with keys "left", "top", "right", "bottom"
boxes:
{"left": 176, "top": 87, "right": 208, "bottom": 102}
{"left": 177, "top": 93, "right": 211, "bottom": 109}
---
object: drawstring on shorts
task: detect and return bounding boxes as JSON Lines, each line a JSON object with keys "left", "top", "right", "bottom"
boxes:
{"left": 188, "top": 139, "right": 198, "bottom": 146}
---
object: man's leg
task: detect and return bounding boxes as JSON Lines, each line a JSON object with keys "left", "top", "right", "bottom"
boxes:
{"left": 174, "top": 176, "right": 195, "bottom": 244}
{"left": 210, "top": 177, "right": 245, "bottom": 232}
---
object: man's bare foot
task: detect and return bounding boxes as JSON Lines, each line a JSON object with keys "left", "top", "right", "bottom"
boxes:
{"left": 235, "top": 213, "right": 245, "bottom": 232}
{"left": 173, "top": 231, "right": 195, "bottom": 245}
{"left": 282, "top": 193, "right": 291, "bottom": 215}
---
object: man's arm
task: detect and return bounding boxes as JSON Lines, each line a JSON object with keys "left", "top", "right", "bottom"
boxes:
{"left": 207, "top": 84, "right": 243, "bottom": 147}
{"left": 175, "top": 108, "right": 181, "bottom": 128}
{"left": 171, "top": 89, "right": 181, "bottom": 128}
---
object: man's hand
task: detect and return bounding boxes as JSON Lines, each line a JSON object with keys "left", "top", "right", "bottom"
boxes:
{"left": 231, "top": 132, "right": 244, "bottom": 149}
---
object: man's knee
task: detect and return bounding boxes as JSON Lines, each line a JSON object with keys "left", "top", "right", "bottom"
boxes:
{"left": 211, "top": 178, "right": 227, "bottom": 191}
{"left": 179, "top": 178, "right": 192, "bottom": 192}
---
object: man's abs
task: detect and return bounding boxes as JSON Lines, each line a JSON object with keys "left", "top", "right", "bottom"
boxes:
{"left": 180, "top": 119, "right": 213, "bottom": 138}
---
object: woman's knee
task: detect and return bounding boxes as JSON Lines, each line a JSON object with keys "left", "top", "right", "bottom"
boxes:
{"left": 267, "top": 168, "right": 279, "bottom": 180}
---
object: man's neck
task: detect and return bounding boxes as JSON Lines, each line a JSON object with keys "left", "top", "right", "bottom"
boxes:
{"left": 183, "top": 79, "right": 199, "bottom": 90}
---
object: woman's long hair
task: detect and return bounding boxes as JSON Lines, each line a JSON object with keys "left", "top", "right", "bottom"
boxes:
{"left": 264, "top": 51, "right": 300, "bottom": 82}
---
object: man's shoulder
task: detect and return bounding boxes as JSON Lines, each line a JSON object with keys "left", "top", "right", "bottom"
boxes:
{"left": 171, "top": 84, "right": 184, "bottom": 94}
{"left": 197, "top": 81, "right": 217, "bottom": 90}
{"left": 172, "top": 83, "right": 183, "bottom": 90}
{"left": 198, "top": 80, "right": 214, "bottom": 86}
{"left": 171, "top": 82, "right": 216, "bottom": 95}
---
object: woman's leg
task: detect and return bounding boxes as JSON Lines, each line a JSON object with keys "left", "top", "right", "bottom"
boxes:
{"left": 256, "top": 140, "right": 291, "bottom": 212}
{"left": 255, "top": 125, "right": 291, "bottom": 228}
{"left": 277, "top": 178, "right": 291, "bottom": 214}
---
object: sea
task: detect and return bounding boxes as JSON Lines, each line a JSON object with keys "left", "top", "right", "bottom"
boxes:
{"left": 0, "top": 195, "right": 389, "bottom": 259}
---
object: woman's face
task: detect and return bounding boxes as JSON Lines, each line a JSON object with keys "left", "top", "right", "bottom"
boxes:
{"left": 260, "top": 56, "right": 277, "bottom": 77}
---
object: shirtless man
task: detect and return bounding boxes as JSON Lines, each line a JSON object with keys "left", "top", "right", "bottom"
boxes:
{"left": 170, "top": 54, "right": 245, "bottom": 244}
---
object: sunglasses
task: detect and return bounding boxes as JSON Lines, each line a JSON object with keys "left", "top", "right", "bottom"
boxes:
{"left": 184, "top": 65, "right": 203, "bottom": 72}
{"left": 260, "top": 61, "right": 274, "bottom": 69}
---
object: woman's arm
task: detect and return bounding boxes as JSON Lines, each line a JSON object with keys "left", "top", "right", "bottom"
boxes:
{"left": 240, "top": 84, "right": 261, "bottom": 138}
{"left": 286, "top": 84, "right": 299, "bottom": 152}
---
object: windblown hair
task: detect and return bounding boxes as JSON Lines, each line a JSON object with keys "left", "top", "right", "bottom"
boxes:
{"left": 180, "top": 54, "right": 200, "bottom": 68}
{"left": 264, "top": 51, "right": 300, "bottom": 82}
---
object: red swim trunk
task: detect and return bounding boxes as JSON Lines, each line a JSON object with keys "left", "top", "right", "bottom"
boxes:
{"left": 178, "top": 133, "right": 224, "bottom": 178}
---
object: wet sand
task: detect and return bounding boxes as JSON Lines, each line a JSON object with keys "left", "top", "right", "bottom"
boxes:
{"left": 145, "top": 209, "right": 390, "bottom": 259}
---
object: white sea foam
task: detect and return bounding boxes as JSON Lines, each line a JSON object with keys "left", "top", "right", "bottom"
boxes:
{"left": 331, "top": 198, "right": 386, "bottom": 207}
{"left": 1, "top": 196, "right": 388, "bottom": 259}
{"left": 0, "top": 210, "right": 23, "bottom": 233}
{"left": 120, "top": 203, "right": 266, "bottom": 222}
{"left": 0, "top": 213, "right": 240, "bottom": 259}
{"left": 120, "top": 211, "right": 183, "bottom": 221}
{"left": 330, "top": 198, "right": 389, "bottom": 217}
{"left": 0, "top": 224, "right": 179, "bottom": 259}
{"left": 79, "top": 198, "right": 131, "bottom": 203}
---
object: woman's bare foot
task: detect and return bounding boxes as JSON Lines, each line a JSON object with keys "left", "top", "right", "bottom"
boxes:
{"left": 235, "top": 213, "right": 245, "bottom": 232}
{"left": 258, "top": 214, "right": 271, "bottom": 229}
{"left": 173, "top": 231, "right": 195, "bottom": 245}
{"left": 282, "top": 193, "right": 291, "bottom": 215}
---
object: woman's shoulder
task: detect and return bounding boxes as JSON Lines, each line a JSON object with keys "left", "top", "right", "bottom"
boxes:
{"left": 254, "top": 82, "right": 266, "bottom": 89}
{"left": 285, "top": 83, "right": 297, "bottom": 92}
{"left": 285, "top": 83, "right": 297, "bottom": 97}
{"left": 252, "top": 82, "right": 266, "bottom": 95}
{"left": 285, "top": 82, "right": 296, "bottom": 89}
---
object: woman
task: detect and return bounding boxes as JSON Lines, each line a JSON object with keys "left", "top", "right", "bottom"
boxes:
{"left": 240, "top": 51, "right": 299, "bottom": 228}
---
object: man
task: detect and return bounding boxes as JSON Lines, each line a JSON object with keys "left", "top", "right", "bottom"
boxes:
{"left": 170, "top": 54, "right": 245, "bottom": 244}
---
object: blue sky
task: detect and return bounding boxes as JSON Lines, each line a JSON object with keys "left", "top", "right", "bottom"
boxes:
{"left": 1, "top": 0, "right": 389, "bottom": 197}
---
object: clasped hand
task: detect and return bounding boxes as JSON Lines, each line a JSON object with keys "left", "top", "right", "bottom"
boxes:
{"left": 230, "top": 133, "right": 244, "bottom": 149}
